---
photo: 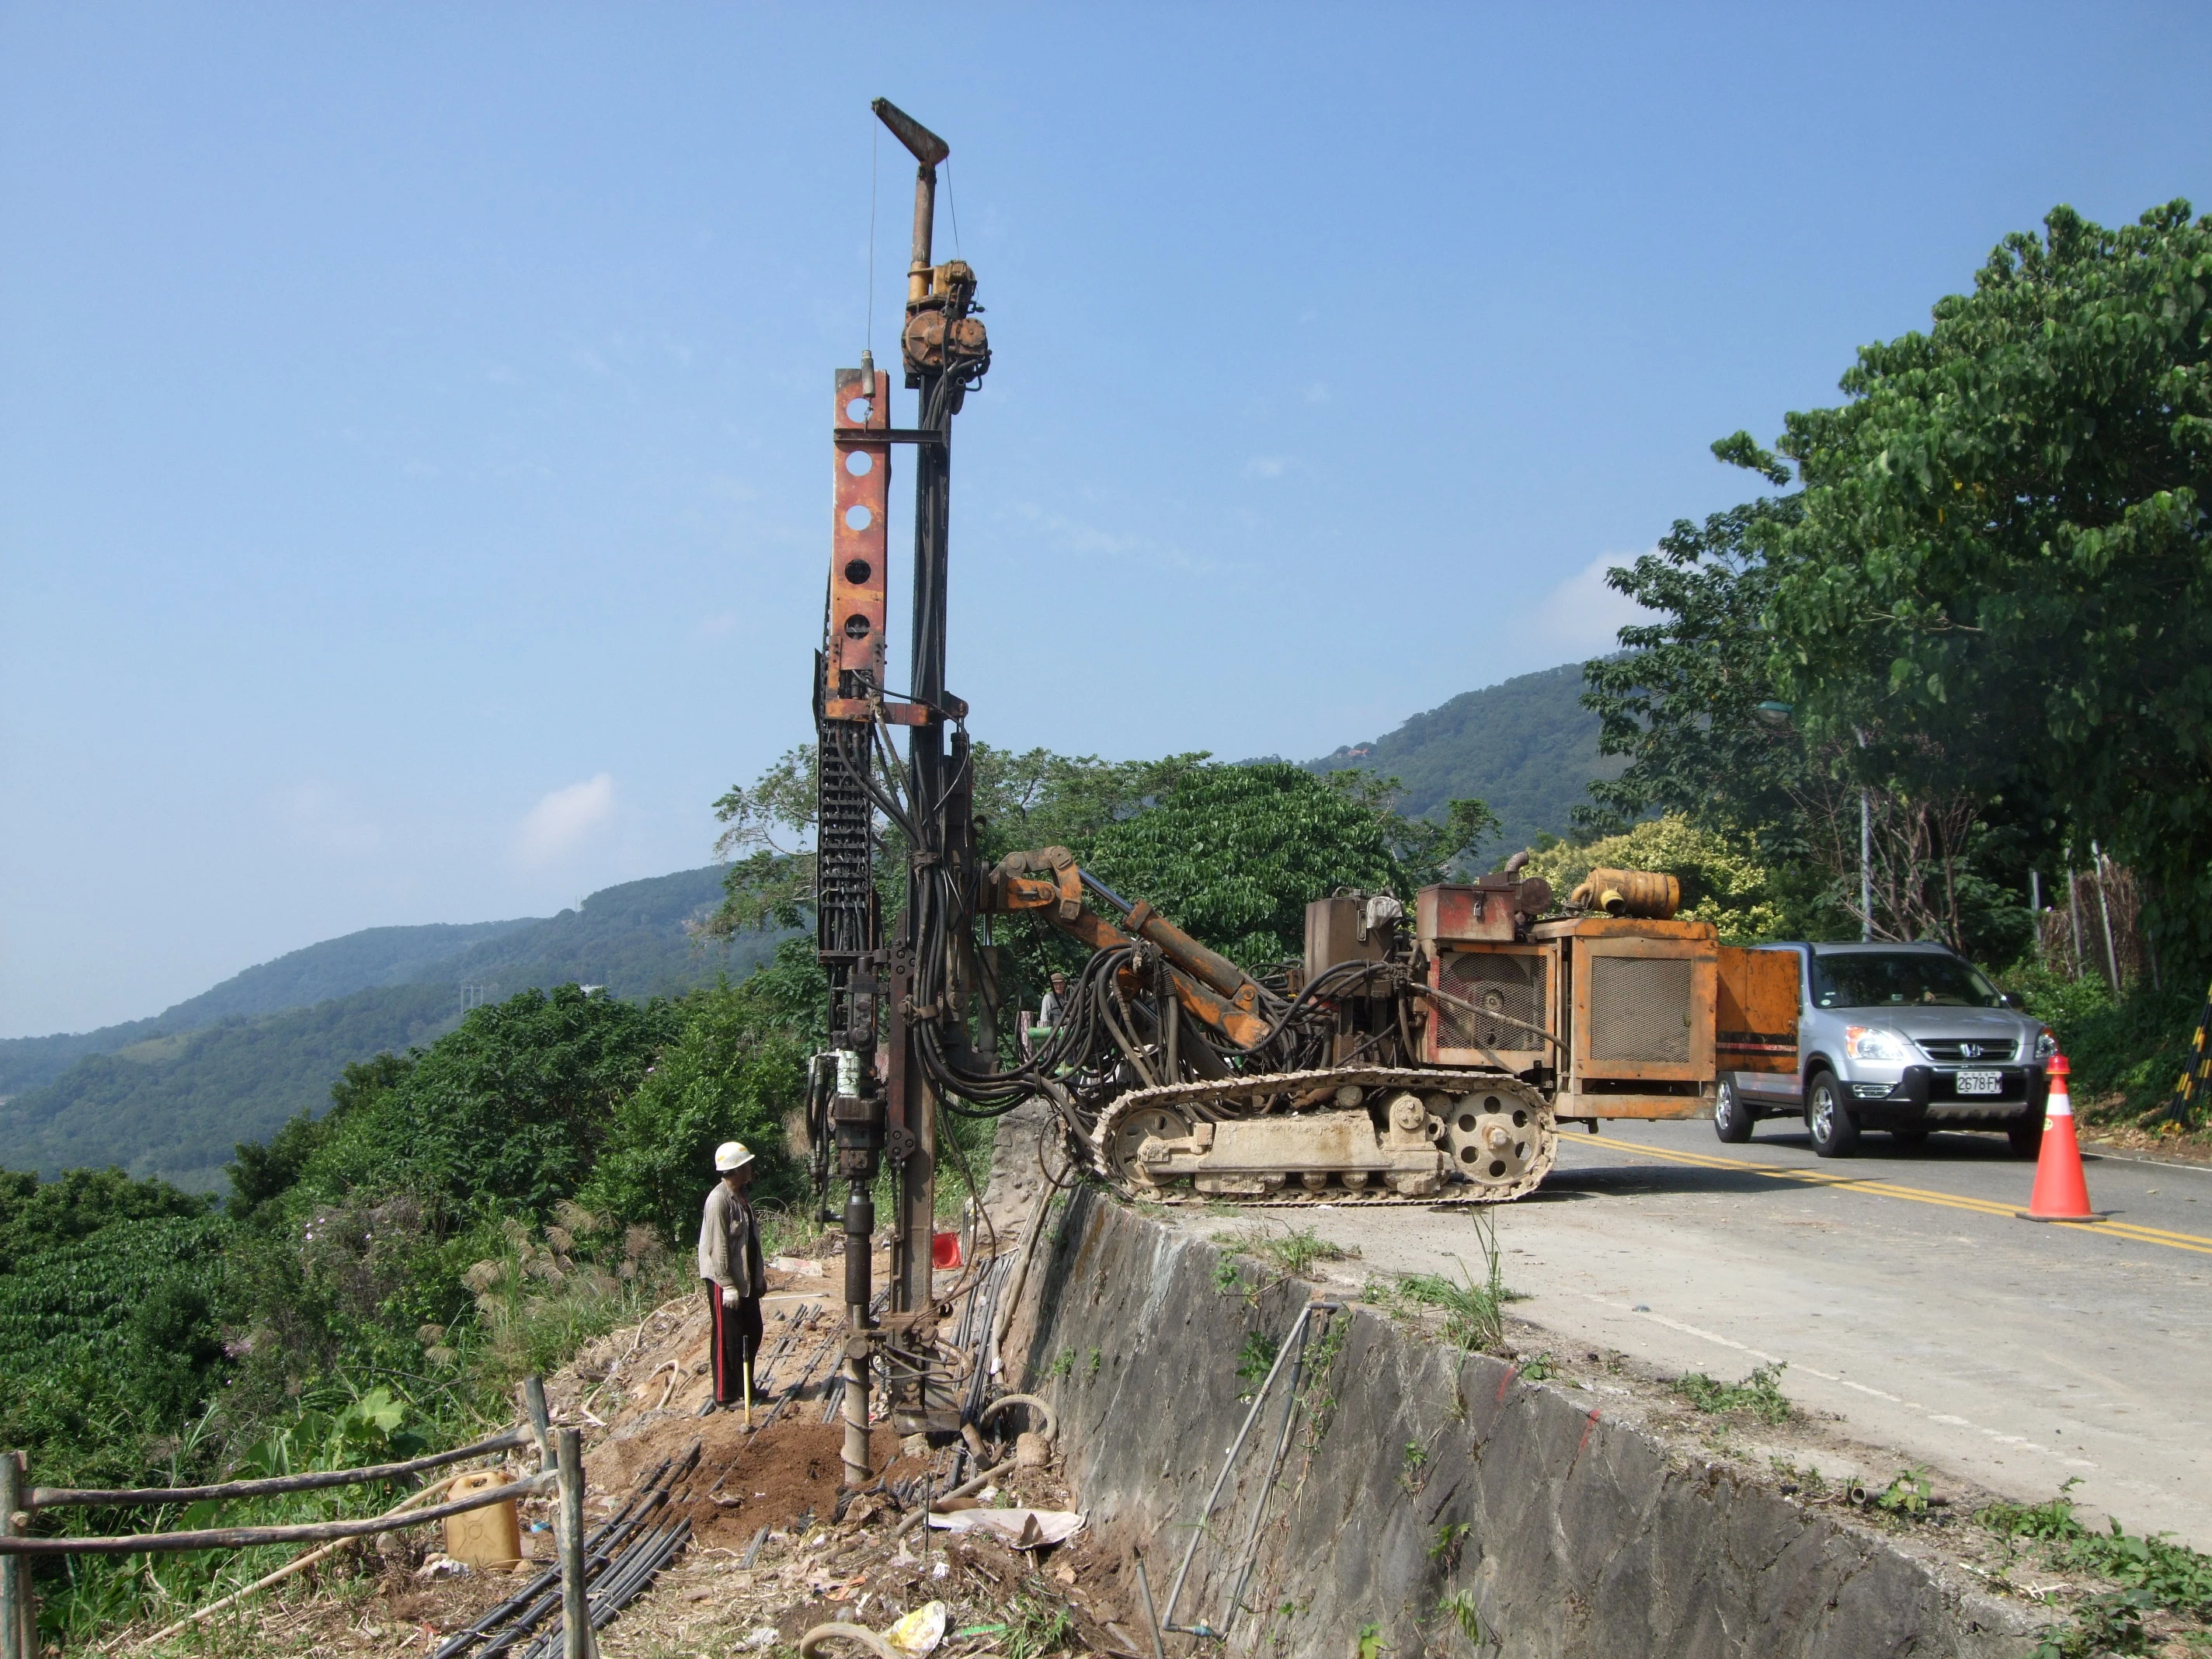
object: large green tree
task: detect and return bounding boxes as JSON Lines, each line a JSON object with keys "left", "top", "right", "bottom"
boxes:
{"left": 1763, "top": 200, "right": 2212, "bottom": 964}
{"left": 706, "top": 743, "right": 1497, "bottom": 973}
{"left": 294, "top": 986, "right": 680, "bottom": 1219}
{"left": 1581, "top": 470, "right": 1806, "bottom": 850}
{"left": 579, "top": 943, "right": 817, "bottom": 1245}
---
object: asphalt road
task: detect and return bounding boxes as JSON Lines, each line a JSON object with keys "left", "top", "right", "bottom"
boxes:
{"left": 1250, "top": 1117, "right": 2212, "bottom": 1549}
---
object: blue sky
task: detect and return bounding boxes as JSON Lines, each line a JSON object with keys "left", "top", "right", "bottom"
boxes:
{"left": 3, "top": 3, "right": 2207, "bottom": 1036}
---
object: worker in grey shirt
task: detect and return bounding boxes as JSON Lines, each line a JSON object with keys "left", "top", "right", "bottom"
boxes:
{"left": 697, "top": 1140, "right": 767, "bottom": 1414}
{"left": 1038, "top": 971, "right": 1070, "bottom": 1030}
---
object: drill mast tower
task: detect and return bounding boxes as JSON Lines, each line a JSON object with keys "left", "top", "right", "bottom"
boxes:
{"left": 812, "top": 99, "right": 991, "bottom": 1487}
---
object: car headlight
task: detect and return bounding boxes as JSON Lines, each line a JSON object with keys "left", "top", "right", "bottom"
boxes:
{"left": 2035, "top": 1027, "right": 2058, "bottom": 1060}
{"left": 1845, "top": 1024, "right": 1912, "bottom": 1063}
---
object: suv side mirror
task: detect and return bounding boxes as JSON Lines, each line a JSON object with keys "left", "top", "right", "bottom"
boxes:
{"left": 1995, "top": 991, "right": 2019, "bottom": 1009}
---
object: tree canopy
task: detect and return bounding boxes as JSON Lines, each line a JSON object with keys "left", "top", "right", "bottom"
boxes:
{"left": 707, "top": 743, "right": 1497, "bottom": 973}
{"left": 1770, "top": 200, "right": 2212, "bottom": 964}
{"left": 1584, "top": 200, "right": 2208, "bottom": 969}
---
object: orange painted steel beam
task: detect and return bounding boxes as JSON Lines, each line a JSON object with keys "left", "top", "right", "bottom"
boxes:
{"left": 824, "top": 368, "right": 892, "bottom": 720}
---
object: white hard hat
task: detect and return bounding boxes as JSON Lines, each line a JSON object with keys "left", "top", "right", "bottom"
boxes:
{"left": 714, "top": 1141, "right": 755, "bottom": 1173}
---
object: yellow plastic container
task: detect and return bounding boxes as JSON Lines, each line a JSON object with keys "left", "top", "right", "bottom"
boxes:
{"left": 442, "top": 1470, "right": 523, "bottom": 1568}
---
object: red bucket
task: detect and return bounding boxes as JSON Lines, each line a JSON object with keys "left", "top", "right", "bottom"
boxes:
{"left": 931, "top": 1230, "right": 963, "bottom": 1271}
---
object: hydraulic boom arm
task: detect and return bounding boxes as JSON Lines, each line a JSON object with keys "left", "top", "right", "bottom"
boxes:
{"left": 978, "top": 847, "right": 1278, "bottom": 1049}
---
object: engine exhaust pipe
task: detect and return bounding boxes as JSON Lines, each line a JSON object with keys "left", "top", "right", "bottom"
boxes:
{"left": 872, "top": 99, "right": 949, "bottom": 305}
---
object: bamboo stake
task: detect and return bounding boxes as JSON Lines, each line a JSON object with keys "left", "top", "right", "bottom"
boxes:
{"left": 0, "top": 1472, "right": 555, "bottom": 1556}
{"left": 2092, "top": 842, "right": 2122, "bottom": 987}
{"left": 135, "top": 1473, "right": 464, "bottom": 1649}
{"left": 523, "top": 1378, "right": 554, "bottom": 1473}
{"left": 31, "top": 1430, "right": 532, "bottom": 1511}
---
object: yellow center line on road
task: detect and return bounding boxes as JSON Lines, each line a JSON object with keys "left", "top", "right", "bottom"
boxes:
{"left": 1557, "top": 1137, "right": 2212, "bottom": 1258}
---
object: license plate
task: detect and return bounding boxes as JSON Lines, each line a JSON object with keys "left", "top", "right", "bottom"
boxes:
{"left": 1956, "top": 1069, "right": 2003, "bottom": 1096}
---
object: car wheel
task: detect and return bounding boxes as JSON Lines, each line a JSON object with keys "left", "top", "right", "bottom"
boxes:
{"left": 1713, "top": 1079, "right": 1755, "bottom": 1143}
{"left": 2007, "top": 1117, "right": 2044, "bottom": 1159}
{"left": 1806, "top": 1072, "right": 1859, "bottom": 1158}
{"left": 1890, "top": 1127, "right": 1929, "bottom": 1149}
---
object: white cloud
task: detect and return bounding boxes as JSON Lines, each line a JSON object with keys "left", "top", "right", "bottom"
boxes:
{"left": 1243, "top": 455, "right": 1289, "bottom": 479}
{"left": 514, "top": 774, "right": 616, "bottom": 866}
{"left": 1517, "top": 551, "right": 1655, "bottom": 664}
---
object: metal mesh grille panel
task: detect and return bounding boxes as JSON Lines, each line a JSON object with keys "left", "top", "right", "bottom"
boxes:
{"left": 1438, "top": 952, "right": 1547, "bottom": 1053}
{"left": 1589, "top": 955, "right": 1693, "bottom": 1063}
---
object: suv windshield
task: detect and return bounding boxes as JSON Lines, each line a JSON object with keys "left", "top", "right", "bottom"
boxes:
{"left": 1810, "top": 951, "right": 2002, "bottom": 1009}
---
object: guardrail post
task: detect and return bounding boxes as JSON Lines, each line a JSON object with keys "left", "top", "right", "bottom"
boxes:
{"left": 555, "top": 1428, "right": 589, "bottom": 1659}
{"left": 2, "top": 1450, "right": 26, "bottom": 1659}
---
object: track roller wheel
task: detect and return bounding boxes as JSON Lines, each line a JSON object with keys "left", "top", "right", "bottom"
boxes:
{"left": 1439, "top": 1083, "right": 1556, "bottom": 1201}
{"left": 1101, "top": 1101, "right": 1196, "bottom": 1188}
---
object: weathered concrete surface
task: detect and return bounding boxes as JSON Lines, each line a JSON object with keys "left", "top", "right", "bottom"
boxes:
{"left": 1008, "top": 1189, "right": 2037, "bottom": 1658}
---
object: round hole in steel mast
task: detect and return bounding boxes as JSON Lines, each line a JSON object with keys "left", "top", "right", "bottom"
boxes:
{"left": 843, "top": 558, "right": 873, "bottom": 586}
{"left": 844, "top": 449, "right": 874, "bottom": 476}
{"left": 844, "top": 503, "right": 873, "bottom": 530}
{"left": 844, "top": 397, "right": 872, "bottom": 423}
{"left": 843, "top": 614, "right": 871, "bottom": 639}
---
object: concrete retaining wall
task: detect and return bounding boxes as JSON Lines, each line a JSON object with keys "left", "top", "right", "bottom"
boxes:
{"left": 1007, "top": 1188, "right": 2034, "bottom": 1658}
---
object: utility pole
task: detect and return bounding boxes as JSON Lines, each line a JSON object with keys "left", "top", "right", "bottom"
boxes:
{"left": 1859, "top": 789, "right": 1872, "bottom": 942}
{"left": 1854, "top": 727, "right": 1872, "bottom": 941}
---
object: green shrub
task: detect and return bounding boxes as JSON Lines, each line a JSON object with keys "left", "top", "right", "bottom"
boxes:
{"left": 577, "top": 981, "right": 809, "bottom": 1244}
{"left": 295, "top": 985, "right": 680, "bottom": 1217}
{"left": 2009, "top": 964, "right": 2201, "bottom": 1117}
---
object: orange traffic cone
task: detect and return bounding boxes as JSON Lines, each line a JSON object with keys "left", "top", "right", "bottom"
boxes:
{"left": 2019, "top": 1053, "right": 2103, "bottom": 1223}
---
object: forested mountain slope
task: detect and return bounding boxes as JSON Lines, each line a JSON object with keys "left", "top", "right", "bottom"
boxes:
{"left": 0, "top": 919, "right": 533, "bottom": 1097}
{"left": 1305, "top": 662, "right": 1621, "bottom": 854}
{"left": 0, "top": 865, "right": 784, "bottom": 1184}
{"left": 0, "top": 985, "right": 465, "bottom": 1188}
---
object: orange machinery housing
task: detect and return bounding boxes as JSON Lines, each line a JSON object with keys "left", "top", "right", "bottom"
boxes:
{"left": 1412, "top": 882, "right": 1800, "bottom": 1122}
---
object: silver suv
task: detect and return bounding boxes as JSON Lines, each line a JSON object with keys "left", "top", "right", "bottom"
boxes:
{"left": 1716, "top": 941, "right": 2056, "bottom": 1157}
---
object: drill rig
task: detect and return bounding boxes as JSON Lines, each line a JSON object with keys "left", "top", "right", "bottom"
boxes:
{"left": 806, "top": 103, "right": 1750, "bottom": 1486}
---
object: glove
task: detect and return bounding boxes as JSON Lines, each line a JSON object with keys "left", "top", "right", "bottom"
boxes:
{"left": 721, "top": 1286, "right": 739, "bottom": 1308}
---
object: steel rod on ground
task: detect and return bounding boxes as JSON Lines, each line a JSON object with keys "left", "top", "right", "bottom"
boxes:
{"left": 1132, "top": 1553, "right": 1167, "bottom": 1659}
{"left": 556, "top": 1429, "right": 590, "bottom": 1659}
{"left": 1223, "top": 1309, "right": 1322, "bottom": 1633}
{"left": 1161, "top": 1301, "right": 1335, "bottom": 1631}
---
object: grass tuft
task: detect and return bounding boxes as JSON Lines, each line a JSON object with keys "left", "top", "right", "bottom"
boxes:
{"left": 1378, "top": 1212, "right": 1522, "bottom": 1355}
{"left": 1671, "top": 1362, "right": 1793, "bottom": 1424}
{"left": 1228, "top": 1223, "right": 1358, "bottom": 1279}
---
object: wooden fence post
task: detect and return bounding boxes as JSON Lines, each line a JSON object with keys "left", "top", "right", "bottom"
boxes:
{"left": 524, "top": 1378, "right": 554, "bottom": 1471}
{"left": 2, "top": 1449, "right": 26, "bottom": 1659}
{"left": 555, "top": 1429, "right": 589, "bottom": 1659}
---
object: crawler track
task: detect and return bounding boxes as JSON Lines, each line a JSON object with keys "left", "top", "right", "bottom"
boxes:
{"left": 1087, "top": 1066, "right": 1559, "bottom": 1205}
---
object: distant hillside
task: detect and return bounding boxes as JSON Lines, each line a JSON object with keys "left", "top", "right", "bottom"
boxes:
{"left": 1306, "top": 663, "right": 1623, "bottom": 854}
{"left": 0, "top": 917, "right": 533, "bottom": 1098}
{"left": 433, "top": 867, "right": 762, "bottom": 1002}
{"left": 0, "top": 985, "right": 464, "bottom": 1189}
{"left": 0, "top": 864, "right": 785, "bottom": 1185}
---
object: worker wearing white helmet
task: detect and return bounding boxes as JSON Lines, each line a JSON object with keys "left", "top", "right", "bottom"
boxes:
{"left": 697, "top": 1140, "right": 767, "bottom": 1415}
